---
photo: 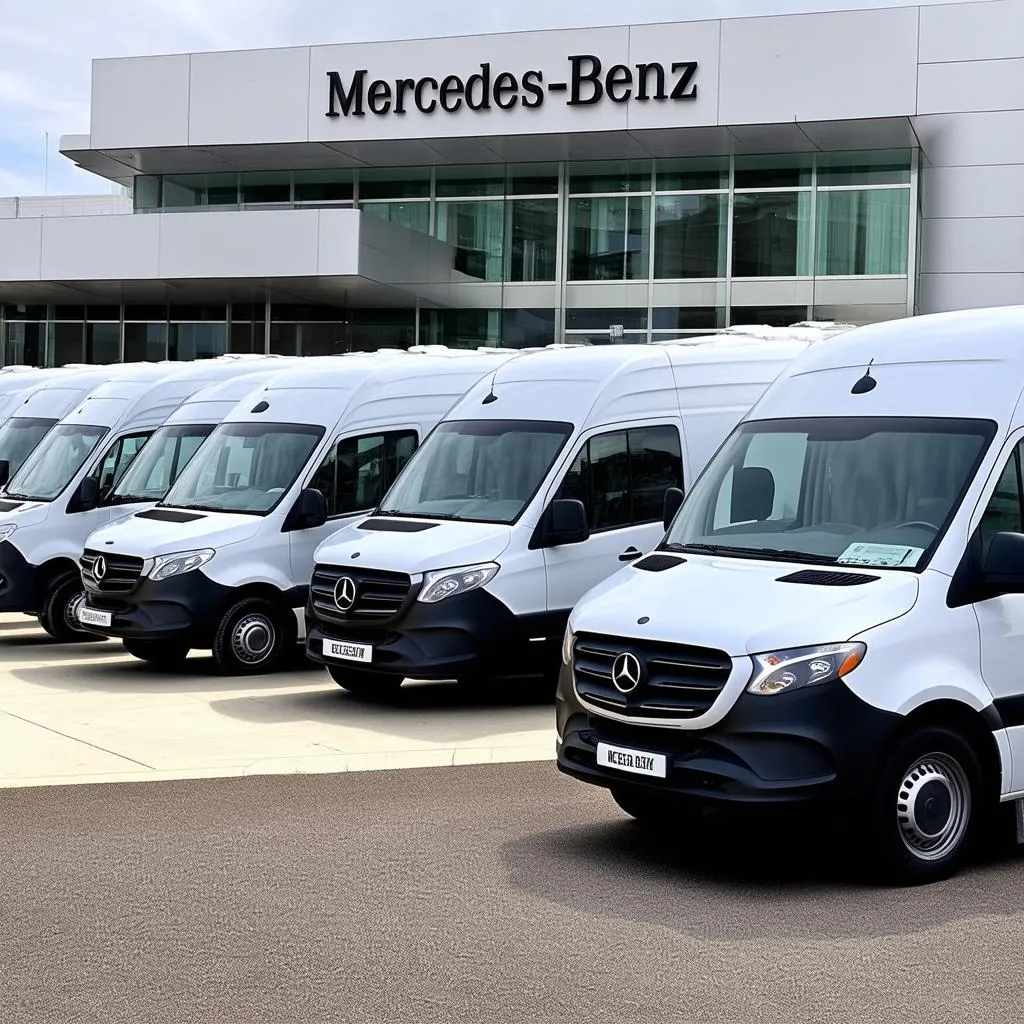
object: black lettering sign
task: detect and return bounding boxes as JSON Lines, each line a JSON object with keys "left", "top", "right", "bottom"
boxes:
{"left": 326, "top": 70, "right": 366, "bottom": 117}
{"left": 635, "top": 62, "right": 666, "bottom": 102}
{"left": 493, "top": 71, "right": 519, "bottom": 110}
{"left": 521, "top": 69, "right": 544, "bottom": 108}
{"left": 465, "top": 62, "right": 492, "bottom": 111}
{"left": 671, "top": 61, "right": 699, "bottom": 100}
{"left": 568, "top": 54, "right": 603, "bottom": 105}
{"left": 605, "top": 63, "right": 632, "bottom": 103}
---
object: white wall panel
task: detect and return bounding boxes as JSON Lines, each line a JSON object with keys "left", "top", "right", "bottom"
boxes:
{"left": 0, "top": 220, "right": 43, "bottom": 281}
{"left": 918, "top": 272, "right": 1024, "bottom": 311}
{"left": 919, "top": 0, "right": 1024, "bottom": 63}
{"left": 918, "top": 58, "right": 1024, "bottom": 115}
{"left": 91, "top": 56, "right": 191, "bottom": 149}
{"left": 920, "top": 217, "right": 1024, "bottom": 274}
{"left": 922, "top": 165, "right": 1024, "bottom": 219}
{"left": 40, "top": 215, "right": 160, "bottom": 280}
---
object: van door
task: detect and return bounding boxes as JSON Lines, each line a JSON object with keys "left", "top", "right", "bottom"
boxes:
{"left": 77, "top": 431, "right": 151, "bottom": 529}
{"left": 542, "top": 424, "right": 683, "bottom": 614}
{"left": 973, "top": 436, "right": 1024, "bottom": 793}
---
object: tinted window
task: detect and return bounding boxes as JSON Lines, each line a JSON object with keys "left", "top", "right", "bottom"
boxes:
{"left": 557, "top": 425, "right": 683, "bottom": 530}
{"left": 94, "top": 433, "right": 150, "bottom": 498}
{"left": 980, "top": 445, "right": 1024, "bottom": 559}
{"left": 310, "top": 431, "right": 418, "bottom": 518}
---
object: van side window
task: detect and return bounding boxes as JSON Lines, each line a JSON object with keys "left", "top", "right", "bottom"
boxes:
{"left": 310, "top": 431, "right": 417, "bottom": 518}
{"left": 556, "top": 425, "right": 683, "bottom": 531}
{"left": 94, "top": 433, "right": 150, "bottom": 498}
{"left": 980, "top": 446, "right": 1024, "bottom": 559}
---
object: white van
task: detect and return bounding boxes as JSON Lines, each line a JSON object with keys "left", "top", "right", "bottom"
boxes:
{"left": 76, "top": 349, "right": 515, "bottom": 674}
{"left": 554, "top": 305, "right": 1024, "bottom": 885}
{"left": 305, "top": 336, "right": 817, "bottom": 696}
{"left": 0, "top": 360, "right": 281, "bottom": 640}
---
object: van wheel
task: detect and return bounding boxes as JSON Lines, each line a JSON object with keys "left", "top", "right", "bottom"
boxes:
{"left": 39, "top": 572, "right": 101, "bottom": 643}
{"left": 611, "top": 786, "right": 668, "bottom": 823}
{"left": 327, "top": 664, "right": 403, "bottom": 698}
{"left": 867, "top": 726, "right": 982, "bottom": 885}
{"left": 123, "top": 638, "right": 191, "bottom": 666}
{"left": 212, "top": 598, "right": 289, "bottom": 675}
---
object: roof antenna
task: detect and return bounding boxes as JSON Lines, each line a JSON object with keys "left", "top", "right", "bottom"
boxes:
{"left": 481, "top": 367, "right": 499, "bottom": 405}
{"left": 851, "top": 358, "right": 877, "bottom": 395}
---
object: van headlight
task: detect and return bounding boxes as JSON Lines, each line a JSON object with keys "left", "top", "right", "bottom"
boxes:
{"left": 562, "top": 623, "right": 575, "bottom": 665}
{"left": 148, "top": 548, "right": 216, "bottom": 582}
{"left": 0, "top": 524, "right": 16, "bottom": 544}
{"left": 747, "top": 642, "right": 866, "bottom": 695}
{"left": 417, "top": 563, "right": 499, "bottom": 604}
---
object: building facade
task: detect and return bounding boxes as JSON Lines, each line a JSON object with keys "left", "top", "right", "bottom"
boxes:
{"left": 0, "top": 0, "right": 1021, "bottom": 364}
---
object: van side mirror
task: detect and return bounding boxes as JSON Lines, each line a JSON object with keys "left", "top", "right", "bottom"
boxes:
{"left": 0, "top": 460, "right": 10, "bottom": 489}
{"left": 78, "top": 475, "right": 99, "bottom": 512}
{"left": 284, "top": 487, "right": 327, "bottom": 531}
{"left": 663, "top": 487, "right": 684, "bottom": 531}
{"left": 539, "top": 498, "right": 590, "bottom": 548}
{"left": 982, "top": 532, "right": 1024, "bottom": 593}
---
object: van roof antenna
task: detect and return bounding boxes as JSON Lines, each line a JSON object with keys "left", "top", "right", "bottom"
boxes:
{"left": 851, "top": 358, "right": 877, "bottom": 395}
{"left": 481, "top": 367, "right": 500, "bottom": 405}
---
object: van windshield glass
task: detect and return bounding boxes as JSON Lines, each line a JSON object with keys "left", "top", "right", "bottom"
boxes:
{"left": 107, "top": 424, "right": 214, "bottom": 504}
{"left": 664, "top": 417, "right": 994, "bottom": 570}
{"left": 161, "top": 422, "right": 324, "bottom": 515}
{"left": 5, "top": 424, "right": 108, "bottom": 502}
{"left": 0, "top": 417, "right": 58, "bottom": 477}
{"left": 378, "top": 419, "right": 573, "bottom": 524}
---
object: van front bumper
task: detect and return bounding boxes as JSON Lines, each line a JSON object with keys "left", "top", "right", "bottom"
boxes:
{"left": 556, "top": 663, "right": 902, "bottom": 806}
{"left": 0, "top": 541, "right": 39, "bottom": 613}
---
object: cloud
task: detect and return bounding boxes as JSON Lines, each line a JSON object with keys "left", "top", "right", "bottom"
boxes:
{"left": 0, "top": 0, "right": 988, "bottom": 197}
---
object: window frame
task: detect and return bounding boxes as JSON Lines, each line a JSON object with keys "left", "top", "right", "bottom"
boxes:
{"left": 90, "top": 430, "right": 152, "bottom": 500}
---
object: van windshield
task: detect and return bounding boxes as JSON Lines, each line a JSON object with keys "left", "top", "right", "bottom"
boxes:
{"left": 378, "top": 419, "right": 573, "bottom": 524}
{"left": 0, "top": 417, "right": 58, "bottom": 477}
{"left": 5, "top": 424, "right": 108, "bottom": 502}
{"left": 106, "top": 424, "right": 214, "bottom": 505}
{"left": 664, "top": 417, "right": 995, "bottom": 570}
{"left": 161, "top": 422, "right": 324, "bottom": 515}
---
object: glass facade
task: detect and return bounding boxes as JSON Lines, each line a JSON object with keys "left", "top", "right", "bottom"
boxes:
{"left": 0, "top": 150, "right": 916, "bottom": 365}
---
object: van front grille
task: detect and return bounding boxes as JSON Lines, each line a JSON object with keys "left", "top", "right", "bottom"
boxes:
{"left": 310, "top": 563, "right": 413, "bottom": 625}
{"left": 80, "top": 549, "right": 144, "bottom": 594}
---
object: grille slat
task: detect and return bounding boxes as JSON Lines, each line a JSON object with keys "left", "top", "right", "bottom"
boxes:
{"left": 311, "top": 563, "right": 413, "bottom": 624}
{"left": 573, "top": 631, "right": 732, "bottom": 721}
{"left": 80, "top": 549, "right": 144, "bottom": 594}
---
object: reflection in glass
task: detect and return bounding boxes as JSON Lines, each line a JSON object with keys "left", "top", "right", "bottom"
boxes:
{"left": 816, "top": 189, "right": 910, "bottom": 275}
{"left": 435, "top": 165, "right": 505, "bottom": 197}
{"left": 569, "top": 161, "right": 652, "bottom": 194}
{"left": 124, "top": 323, "right": 168, "bottom": 362}
{"left": 361, "top": 201, "right": 430, "bottom": 234}
{"left": 652, "top": 307, "right": 726, "bottom": 331}
{"left": 418, "top": 309, "right": 502, "bottom": 348}
{"left": 359, "top": 168, "right": 431, "bottom": 199}
{"left": 732, "top": 193, "right": 812, "bottom": 277}
{"left": 240, "top": 172, "right": 291, "bottom": 205}
{"left": 817, "top": 151, "right": 911, "bottom": 187}
{"left": 656, "top": 157, "right": 729, "bottom": 192}
{"left": 269, "top": 323, "right": 347, "bottom": 357}
{"left": 109, "top": 425, "right": 214, "bottom": 503}
{"left": 507, "top": 199, "right": 557, "bottom": 282}
{"left": 435, "top": 201, "right": 505, "bottom": 281}
{"left": 169, "top": 323, "right": 227, "bottom": 360}
{"left": 294, "top": 170, "right": 354, "bottom": 203}
{"left": 734, "top": 154, "right": 812, "bottom": 190}
{"left": 4, "top": 322, "right": 44, "bottom": 366}
{"left": 162, "top": 175, "right": 206, "bottom": 208}
{"left": 86, "top": 323, "right": 120, "bottom": 364}
{"left": 52, "top": 323, "right": 83, "bottom": 366}
{"left": 6, "top": 423, "right": 107, "bottom": 501}
{"left": 0, "top": 417, "right": 58, "bottom": 477}
{"left": 568, "top": 197, "right": 651, "bottom": 280}
{"left": 654, "top": 195, "right": 727, "bottom": 278}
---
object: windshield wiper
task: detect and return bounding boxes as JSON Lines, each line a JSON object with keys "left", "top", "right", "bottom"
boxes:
{"left": 376, "top": 510, "right": 462, "bottom": 521}
{"left": 667, "top": 542, "right": 838, "bottom": 565}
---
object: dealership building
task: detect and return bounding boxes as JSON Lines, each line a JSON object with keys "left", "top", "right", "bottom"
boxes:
{"left": 0, "top": 0, "right": 1021, "bottom": 364}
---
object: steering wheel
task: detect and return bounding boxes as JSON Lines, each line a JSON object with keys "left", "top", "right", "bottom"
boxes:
{"left": 893, "top": 520, "right": 939, "bottom": 532}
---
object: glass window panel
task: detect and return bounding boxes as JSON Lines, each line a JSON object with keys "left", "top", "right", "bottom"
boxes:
{"left": 815, "top": 189, "right": 910, "bottom": 276}
{"left": 169, "top": 323, "right": 227, "bottom": 360}
{"left": 169, "top": 304, "right": 226, "bottom": 322}
{"left": 134, "top": 175, "right": 161, "bottom": 211}
{"left": 349, "top": 310, "right": 415, "bottom": 352}
{"left": 507, "top": 163, "right": 558, "bottom": 195}
{"left": 2, "top": 305, "right": 46, "bottom": 320}
{"left": 653, "top": 194, "right": 727, "bottom": 278}
{"left": 310, "top": 431, "right": 418, "bottom": 517}
{"left": 565, "top": 308, "right": 648, "bottom": 331}
{"left": 501, "top": 309, "right": 556, "bottom": 349}
{"left": 358, "top": 167, "right": 431, "bottom": 199}
{"left": 123, "top": 323, "right": 168, "bottom": 362}
{"left": 95, "top": 432, "right": 149, "bottom": 498}
{"left": 587, "top": 431, "right": 631, "bottom": 530}
{"left": 230, "top": 304, "right": 266, "bottom": 322}
{"left": 735, "top": 154, "right": 812, "bottom": 190}
{"left": 817, "top": 150, "right": 911, "bottom": 186}
{"left": 730, "top": 306, "right": 809, "bottom": 328}
{"left": 86, "top": 323, "right": 120, "bottom": 364}
{"left": 86, "top": 305, "right": 120, "bottom": 321}
{"left": 293, "top": 169, "right": 354, "bottom": 202}
{"left": 270, "top": 304, "right": 346, "bottom": 323}
{"left": 435, "top": 200, "right": 505, "bottom": 281}
{"left": 206, "top": 173, "right": 238, "bottom": 206}
{"left": 435, "top": 165, "right": 505, "bottom": 197}
{"left": 162, "top": 174, "right": 206, "bottom": 208}
{"left": 53, "top": 305, "right": 85, "bottom": 321}
{"left": 360, "top": 201, "right": 430, "bottom": 234}
{"left": 269, "top": 323, "right": 347, "bottom": 357}
{"left": 564, "top": 332, "right": 649, "bottom": 346}
{"left": 569, "top": 160, "right": 652, "bottom": 194}
{"left": 568, "top": 196, "right": 651, "bottom": 280}
{"left": 652, "top": 307, "right": 726, "bottom": 331}
{"left": 629, "top": 425, "right": 684, "bottom": 523}
{"left": 4, "top": 322, "right": 44, "bottom": 366}
{"left": 229, "top": 322, "right": 263, "bottom": 354}
{"left": 418, "top": 309, "right": 502, "bottom": 348}
{"left": 506, "top": 199, "right": 557, "bottom": 282}
{"left": 981, "top": 447, "right": 1024, "bottom": 560}
{"left": 124, "top": 305, "right": 167, "bottom": 322}
{"left": 732, "top": 192, "right": 812, "bottom": 277}
{"left": 240, "top": 171, "right": 291, "bottom": 205}
{"left": 52, "top": 322, "right": 83, "bottom": 365}
{"left": 656, "top": 157, "right": 728, "bottom": 192}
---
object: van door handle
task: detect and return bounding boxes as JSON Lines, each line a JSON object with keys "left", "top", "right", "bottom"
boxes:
{"left": 619, "top": 546, "right": 642, "bottom": 562}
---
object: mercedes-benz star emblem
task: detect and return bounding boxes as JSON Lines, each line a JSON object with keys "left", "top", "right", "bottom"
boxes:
{"left": 93, "top": 556, "right": 107, "bottom": 582}
{"left": 334, "top": 576, "right": 357, "bottom": 612}
{"left": 611, "top": 652, "right": 642, "bottom": 694}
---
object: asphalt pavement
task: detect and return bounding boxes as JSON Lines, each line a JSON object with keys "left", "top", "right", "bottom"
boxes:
{"left": 4, "top": 760, "right": 1024, "bottom": 1024}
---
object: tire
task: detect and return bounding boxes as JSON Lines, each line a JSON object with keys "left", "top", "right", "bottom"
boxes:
{"left": 866, "top": 725, "right": 984, "bottom": 886}
{"left": 211, "top": 597, "right": 290, "bottom": 676}
{"left": 38, "top": 572, "right": 102, "bottom": 643}
{"left": 123, "top": 638, "right": 191, "bottom": 666}
{"left": 327, "top": 664, "right": 403, "bottom": 698}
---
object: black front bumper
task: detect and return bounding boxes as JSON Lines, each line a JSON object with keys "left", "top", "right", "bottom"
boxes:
{"left": 0, "top": 540, "right": 40, "bottom": 613}
{"left": 306, "top": 587, "right": 564, "bottom": 681}
{"left": 556, "top": 662, "right": 901, "bottom": 807}
{"left": 80, "top": 571, "right": 234, "bottom": 646}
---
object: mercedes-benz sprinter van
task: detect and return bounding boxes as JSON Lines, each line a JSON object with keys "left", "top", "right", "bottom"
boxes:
{"left": 305, "top": 336, "right": 818, "bottom": 697}
{"left": 555, "top": 305, "right": 1024, "bottom": 885}
{"left": 76, "top": 349, "right": 515, "bottom": 674}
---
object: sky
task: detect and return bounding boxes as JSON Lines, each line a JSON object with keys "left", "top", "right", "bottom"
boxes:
{"left": 0, "top": 0, "right": 984, "bottom": 198}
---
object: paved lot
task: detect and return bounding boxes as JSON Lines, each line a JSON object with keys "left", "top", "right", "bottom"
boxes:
{"left": 3, "top": 761, "right": 1024, "bottom": 1024}
{"left": 0, "top": 614, "right": 553, "bottom": 788}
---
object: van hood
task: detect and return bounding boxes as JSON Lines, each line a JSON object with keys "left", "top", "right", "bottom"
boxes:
{"left": 85, "top": 508, "right": 263, "bottom": 557}
{"left": 571, "top": 554, "right": 920, "bottom": 657}
{"left": 316, "top": 517, "right": 513, "bottom": 574}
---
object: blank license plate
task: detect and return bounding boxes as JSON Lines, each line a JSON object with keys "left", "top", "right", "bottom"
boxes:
{"left": 78, "top": 606, "right": 112, "bottom": 628}
{"left": 597, "top": 742, "right": 667, "bottom": 778}
{"left": 322, "top": 638, "right": 373, "bottom": 663}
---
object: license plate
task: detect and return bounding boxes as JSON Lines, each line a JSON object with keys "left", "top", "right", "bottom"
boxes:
{"left": 78, "top": 606, "right": 112, "bottom": 628}
{"left": 322, "top": 638, "right": 373, "bottom": 663}
{"left": 597, "top": 742, "right": 667, "bottom": 778}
